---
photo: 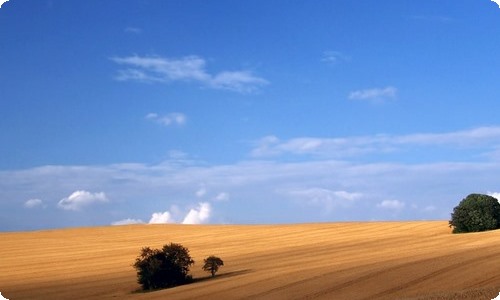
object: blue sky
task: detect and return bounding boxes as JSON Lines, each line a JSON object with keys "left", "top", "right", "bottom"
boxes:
{"left": 1, "top": 0, "right": 500, "bottom": 231}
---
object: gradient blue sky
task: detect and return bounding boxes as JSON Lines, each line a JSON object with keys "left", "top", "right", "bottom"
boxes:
{"left": 1, "top": 0, "right": 500, "bottom": 231}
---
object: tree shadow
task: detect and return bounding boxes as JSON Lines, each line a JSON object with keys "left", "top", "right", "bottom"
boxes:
{"left": 192, "top": 269, "right": 253, "bottom": 283}
{"left": 131, "top": 269, "right": 253, "bottom": 294}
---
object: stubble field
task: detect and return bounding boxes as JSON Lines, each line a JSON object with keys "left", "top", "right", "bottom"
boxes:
{"left": 1, "top": 221, "right": 499, "bottom": 300}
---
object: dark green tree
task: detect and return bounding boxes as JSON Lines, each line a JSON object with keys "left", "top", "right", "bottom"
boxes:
{"left": 133, "top": 243, "right": 194, "bottom": 290}
{"left": 449, "top": 193, "right": 500, "bottom": 233}
{"left": 202, "top": 255, "right": 224, "bottom": 277}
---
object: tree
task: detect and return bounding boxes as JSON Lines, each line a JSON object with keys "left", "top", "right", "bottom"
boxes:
{"left": 449, "top": 193, "right": 500, "bottom": 233}
{"left": 202, "top": 255, "right": 224, "bottom": 277}
{"left": 133, "top": 243, "right": 194, "bottom": 290}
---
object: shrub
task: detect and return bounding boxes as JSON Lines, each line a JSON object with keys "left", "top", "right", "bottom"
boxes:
{"left": 133, "top": 243, "right": 194, "bottom": 290}
{"left": 449, "top": 193, "right": 500, "bottom": 233}
{"left": 202, "top": 255, "right": 224, "bottom": 277}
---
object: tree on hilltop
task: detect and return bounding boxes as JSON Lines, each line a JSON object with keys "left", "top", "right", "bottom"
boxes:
{"left": 449, "top": 193, "right": 500, "bottom": 233}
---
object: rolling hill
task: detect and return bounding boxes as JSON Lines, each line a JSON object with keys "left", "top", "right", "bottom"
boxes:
{"left": 1, "top": 221, "right": 499, "bottom": 299}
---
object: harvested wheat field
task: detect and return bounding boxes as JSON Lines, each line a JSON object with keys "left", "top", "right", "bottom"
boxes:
{"left": 1, "top": 221, "right": 499, "bottom": 300}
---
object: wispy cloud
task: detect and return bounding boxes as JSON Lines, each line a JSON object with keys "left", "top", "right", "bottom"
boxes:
{"left": 214, "top": 192, "right": 229, "bottom": 202}
{"left": 124, "top": 27, "right": 142, "bottom": 34}
{"left": 112, "top": 218, "right": 144, "bottom": 225}
{"left": 146, "top": 112, "right": 186, "bottom": 126}
{"left": 5, "top": 125, "right": 500, "bottom": 229}
{"left": 349, "top": 86, "right": 397, "bottom": 102}
{"left": 377, "top": 199, "right": 405, "bottom": 210}
{"left": 411, "top": 15, "right": 453, "bottom": 23}
{"left": 251, "top": 126, "right": 500, "bottom": 159}
{"left": 58, "top": 190, "right": 108, "bottom": 211}
{"left": 24, "top": 198, "right": 43, "bottom": 209}
{"left": 321, "top": 51, "right": 349, "bottom": 65}
{"left": 287, "top": 188, "right": 362, "bottom": 212}
{"left": 111, "top": 55, "right": 268, "bottom": 93}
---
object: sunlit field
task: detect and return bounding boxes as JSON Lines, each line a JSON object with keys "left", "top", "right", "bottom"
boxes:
{"left": 1, "top": 221, "right": 499, "bottom": 299}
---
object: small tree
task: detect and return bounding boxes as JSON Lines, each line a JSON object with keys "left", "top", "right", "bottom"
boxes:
{"left": 133, "top": 243, "right": 194, "bottom": 290}
{"left": 449, "top": 193, "right": 500, "bottom": 233}
{"left": 202, "top": 255, "right": 224, "bottom": 277}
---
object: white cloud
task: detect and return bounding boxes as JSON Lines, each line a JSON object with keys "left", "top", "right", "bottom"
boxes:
{"left": 321, "top": 51, "right": 348, "bottom": 64}
{"left": 0, "top": 291, "right": 9, "bottom": 300}
{"left": 149, "top": 211, "right": 175, "bottom": 224}
{"left": 214, "top": 192, "right": 229, "bottom": 201}
{"left": 487, "top": 192, "right": 500, "bottom": 200}
{"left": 492, "top": 1, "right": 500, "bottom": 9}
{"left": 112, "top": 218, "right": 144, "bottom": 225}
{"left": 210, "top": 71, "right": 269, "bottom": 93}
{"left": 146, "top": 112, "right": 186, "bottom": 126}
{"left": 349, "top": 86, "right": 397, "bottom": 102}
{"left": 146, "top": 202, "right": 212, "bottom": 225}
{"left": 111, "top": 55, "right": 268, "bottom": 93}
{"left": 0, "top": 0, "right": 9, "bottom": 9}
{"left": 6, "top": 125, "right": 500, "bottom": 229}
{"left": 125, "top": 27, "right": 142, "bottom": 34}
{"left": 251, "top": 126, "right": 500, "bottom": 158}
{"left": 423, "top": 205, "right": 436, "bottom": 212}
{"left": 411, "top": 15, "right": 453, "bottom": 23}
{"left": 24, "top": 198, "right": 43, "bottom": 208}
{"left": 377, "top": 200, "right": 405, "bottom": 210}
{"left": 182, "top": 202, "right": 211, "bottom": 224}
{"left": 195, "top": 187, "right": 207, "bottom": 198}
{"left": 288, "top": 188, "right": 362, "bottom": 212}
{"left": 57, "top": 190, "right": 108, "bottom": 211}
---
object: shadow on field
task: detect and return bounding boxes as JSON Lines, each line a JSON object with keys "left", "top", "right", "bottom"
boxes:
{"left": 193, "top": 269, "right": 253, "bottom": 283}
{"left": 132, "top": 269, "right": 253, "bottom": 294}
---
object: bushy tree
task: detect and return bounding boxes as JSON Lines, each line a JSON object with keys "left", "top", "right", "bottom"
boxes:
{"left": 202, "top": 255, "right": 224, "bottom": 277}
{"left": 133, "top": 243, "right": 194, "bottom": 290}
{"left": 449, "top": 193, "right": 500, "bottom": 233}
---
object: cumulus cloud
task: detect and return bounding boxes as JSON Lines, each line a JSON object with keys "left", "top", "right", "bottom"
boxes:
{"left": 146, "top": 112, "right": 186, "bottom": 126}
{"left": 57, "top": 190, "right": 108, "bottom": 211}
{"left": 112, "top": 218, "right": 144, "bottom": 225}
{"left": 111, "top": 55, "right": 268, "bottom": 93}
{"left": 182, "top": 202, "right": 211, "bottom": 224}
{"left": 145, "top": 202, "right": 212, "bottom": 225}
{"left": 24, "top": 198, "right": 43, "bottom": 208}
{"left": 377, "top": 200, "right": 405, "bottom": 210}
{"left": 349, "top": 86, "right": 397, "bottom": 102}
{"left": 149, "top": 211, "right": 175, "bottom": 224}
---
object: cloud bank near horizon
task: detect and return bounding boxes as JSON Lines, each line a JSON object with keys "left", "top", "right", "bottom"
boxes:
{"left": 3, "top": 126, "right": 500, "bottom": 230}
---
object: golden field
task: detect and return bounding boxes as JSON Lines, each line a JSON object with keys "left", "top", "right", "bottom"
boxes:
{"left": 1, "top": 221, "right": 499, "bottom": 300}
